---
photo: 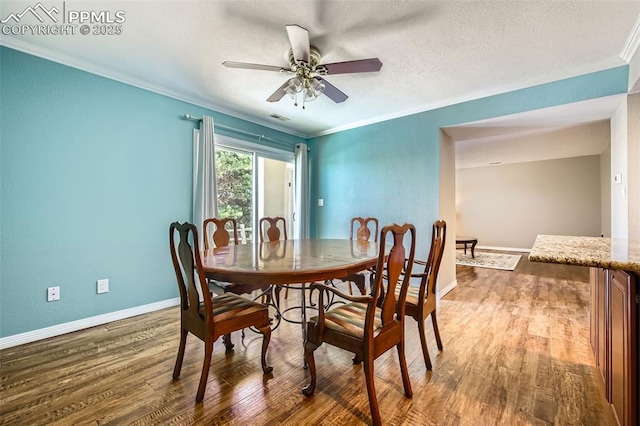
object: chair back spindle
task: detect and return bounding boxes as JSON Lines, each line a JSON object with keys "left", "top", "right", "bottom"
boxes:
{"left": 420, "top": 220, "right": 446, "bottom": 304}
{"left": 203, "top": 217, "right": 239, "bottom": 250}
{"left": 259, "top": 216, "right": 287, "bottom": 242}
{"left": 350, "top": 217, "right": 379, "bottom": 242}
{"left": 373, "top": 224, "right": 416, "bottom": 327}
{"left": 344, "top": 217, "right": 379, "bottom": 295}
{"left": 171, "top": 222, "right": 210, "bottom": 321}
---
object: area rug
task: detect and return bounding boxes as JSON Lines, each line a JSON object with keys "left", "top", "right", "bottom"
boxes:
{"left": 455, "top": 251, "right": 522, "bottom": 271}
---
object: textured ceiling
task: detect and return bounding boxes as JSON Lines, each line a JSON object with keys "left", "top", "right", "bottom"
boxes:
{"left": 1, "top": 0, "right": 639, "bottom": 139}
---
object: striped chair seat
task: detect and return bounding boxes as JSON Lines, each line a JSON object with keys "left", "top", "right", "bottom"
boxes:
{"left": 209, "top": 279, "right": 268, "bottom": 297}
{"left": 203, "top": 292, "right": 267, "bottom": 321}
{"left": 309, "top": 302, "right": 382, "bottom": 338}
{"left": 395, "top": 285, "right": 422, "bottom": 307}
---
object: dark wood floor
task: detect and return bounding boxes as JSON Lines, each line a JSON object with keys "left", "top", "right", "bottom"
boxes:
{"left": 0, "top": 252, "right": 615, "bottom": 425}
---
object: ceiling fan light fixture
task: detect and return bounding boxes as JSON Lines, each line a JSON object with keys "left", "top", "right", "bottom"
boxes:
{"left": 303, "top": 79, "right": 325, "bottom": 102}
{"left": 286, "top": 76, "right": 304, "bottom": 95}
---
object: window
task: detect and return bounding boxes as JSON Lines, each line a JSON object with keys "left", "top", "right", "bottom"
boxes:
{"left": 215, "top": 135, "right": 295, "bottom": 243}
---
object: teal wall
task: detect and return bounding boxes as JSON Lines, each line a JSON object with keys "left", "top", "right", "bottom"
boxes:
{"left": 308, "top": 66, "right": 629, "bottom": 257}
{"left": 0, "top": 47, "right": 303, "bottom": 337}
{"left": 308, "top": 114, "right": 436, "bottom": 242}
{"left": 0, "top": 44, "right": 630, "bottom": 339}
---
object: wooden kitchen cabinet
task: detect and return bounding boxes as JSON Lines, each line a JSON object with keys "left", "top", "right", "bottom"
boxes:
{"left": 590, "top": 268, "right": 638, "bottom": 426}
{"left": 608, "top": 269, "right": 637, "bottom": 426}
{"left": 590, "top": 268, "right": 609, "bottom": 388}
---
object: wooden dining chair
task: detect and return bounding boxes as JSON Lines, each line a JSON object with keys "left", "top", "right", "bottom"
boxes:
{"left": 350, "top": 216, "right": 379, "bottom": 243}
{"left": 203, "top": 217, "right": 248, "bottom": 295}
{"left": 259, "top": 216, "right": 291, "bottom": 299}
{"left": 396, "top": 219, "right": 446, "bottom": 370}
{"left": 169, "top": 222, "right": 272, "bottom": 402}
{"left": 203, "top": 217, "right": 238, "bottom": 250}
{"left": 344, "top": 217, "right": 379, "bottom": 295}
{"left": 302, "top": 223, "right": 417, "bottom": 426}
{"left": 204, "top": 217, "right": 275, "bottom": 324}
{"left": 259, "top": 216, "right": 288, "bottom": 242}
{"left": 204, "top": 217, "right": 243, "bottom": 293}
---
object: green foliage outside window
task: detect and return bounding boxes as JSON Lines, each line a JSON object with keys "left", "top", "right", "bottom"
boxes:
{"left": 215, "top": 150, "right": 253, "bottom": 239}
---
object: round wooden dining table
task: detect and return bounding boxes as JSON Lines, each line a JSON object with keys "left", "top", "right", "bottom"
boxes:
{"left": 200, "top": 238, "right": 379, "bottom": 285}
{"left": 200, "top": 239, "right": 380, "bottom": 366}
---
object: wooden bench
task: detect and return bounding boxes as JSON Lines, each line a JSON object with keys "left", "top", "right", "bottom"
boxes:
{"left": 456, "top": 236, "right": 478, "bottom": 258}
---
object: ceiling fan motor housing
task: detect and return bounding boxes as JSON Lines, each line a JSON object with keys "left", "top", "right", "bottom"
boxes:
{"left": 288, "top": 46, "right": 326, "bottom": 75}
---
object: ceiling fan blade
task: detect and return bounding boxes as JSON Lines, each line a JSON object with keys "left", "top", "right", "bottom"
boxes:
{"left": 223, "top": 61, "right": 291, "bottom": 73}
{"left": 323, "top": 58, "right": 383, "bottom": 75}
{"left": 266, "top": 79, "right": 292, "bottom": 103}
{"left": 316, "top": 77, "right": 348, "bottom": 103}
{"left": 285, "top": 24, "right": 310, "bottom": 63}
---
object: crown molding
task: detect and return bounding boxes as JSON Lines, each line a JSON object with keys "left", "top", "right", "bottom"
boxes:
{"left": 309, "top": 59, "right": 623, "bottom": 138}
{"left": 0, "top": 38, "right": 308, "bottom": 140}
{"left": 1, "top": 36, "right": 632, "bottom": 142}
{"left": 621, "top": 14, "right": 640, "bottom": 62}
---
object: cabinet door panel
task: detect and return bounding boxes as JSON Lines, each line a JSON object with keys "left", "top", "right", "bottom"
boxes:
{"left": 608, "top": 270, "right": 637, "bottom": 426}
{"left": 590, "top": 268, "right": 598, "bottom": 354}
{"left": 597, "top": 268, "right": 607, "bottom": 388}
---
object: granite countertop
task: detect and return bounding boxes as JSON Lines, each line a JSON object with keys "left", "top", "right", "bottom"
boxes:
{"left": 529, "top": 235, "right": 640, "bottom": 271}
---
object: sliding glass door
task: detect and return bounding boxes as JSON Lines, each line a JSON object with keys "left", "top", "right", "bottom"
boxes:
{"left": 215, "top": 136, "right": 294, "bottom": 244}
{"left": 215, "top": 148, "right": 254, "bottom": 243}
{"left": 257, "top": 156, "right": 295, "bottom": 240}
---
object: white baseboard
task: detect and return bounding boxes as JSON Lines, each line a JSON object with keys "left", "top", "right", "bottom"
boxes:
{"left": 0, "top": 297, "right": 181, "bottom": 350}
{"left": 437, "top": 279, "right": 457, "bottom": 305}
{"left": 476, "top": 245, "right": 531, "bottom": 253}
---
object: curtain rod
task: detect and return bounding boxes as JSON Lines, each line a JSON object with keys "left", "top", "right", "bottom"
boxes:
{"left": 183, "top": 113, "right": 290, "bottom": 147}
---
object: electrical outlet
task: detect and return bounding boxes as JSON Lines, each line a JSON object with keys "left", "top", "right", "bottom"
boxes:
{"left": 97, "top": 279, "right": 109, "bottom": 294}
{"left": 47, "top": 286, "right": 60, "bottom": 302}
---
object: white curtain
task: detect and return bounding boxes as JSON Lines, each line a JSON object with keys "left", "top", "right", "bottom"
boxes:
{"left": 192, "top": 115, "right": 218, "bottom": 245}
{"left": 294, "top": 143, "right": 309, "bottom": 239}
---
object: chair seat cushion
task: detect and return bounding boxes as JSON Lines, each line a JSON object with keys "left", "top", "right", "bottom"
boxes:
{"left": 309, "top": 302, "right": 382, "bottom": 338}
{"left": 395, "top": 285, "right": 421, "bottom": 307}
{"left": 202, "top": 293, "right": 267, "bottom": 320}
{"left": 209, "top": 279, "right": 270, "bottom": 297}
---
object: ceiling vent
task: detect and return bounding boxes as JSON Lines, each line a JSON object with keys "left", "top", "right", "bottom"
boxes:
{"left": 269, "top": 114, "right": 290, "bottom": 122}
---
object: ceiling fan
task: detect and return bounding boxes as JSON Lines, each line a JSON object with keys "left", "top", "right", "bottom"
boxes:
{"left": 222, "top": 24, "right": 383, "bottom": 109}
